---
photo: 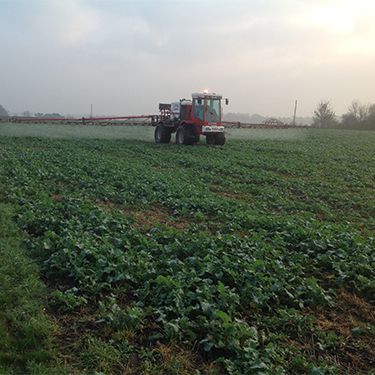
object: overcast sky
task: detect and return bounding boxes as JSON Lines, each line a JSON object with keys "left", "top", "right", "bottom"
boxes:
{"left": 0, "top": 0, "right": 374, "bottom": 117}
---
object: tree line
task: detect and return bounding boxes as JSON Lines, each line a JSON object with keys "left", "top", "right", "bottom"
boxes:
{"left": 313, "top": 100, "right": 375, "bottom": 130}
{"left": 0, "top": 104, "right": 8, "bottom": 117}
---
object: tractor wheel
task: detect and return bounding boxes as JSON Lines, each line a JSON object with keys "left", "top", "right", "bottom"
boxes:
{"left": 206, "top": 133, "right": 226, "bottom": 145}
{"left": 214, "top": 133, "right": 226, "bottom": 146}
{"left": 176, "top": 126, "right": 194, "bottom": 145}
{"left": 154, "top": 124, "right": 171, "bottom": 144}
{"left": 206, "top": 134, "right": 216, "bottom": 145}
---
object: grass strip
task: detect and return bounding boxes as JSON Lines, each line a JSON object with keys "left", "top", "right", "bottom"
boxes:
{"left": 0, "top": 202, "right": 66, "bottom": 374}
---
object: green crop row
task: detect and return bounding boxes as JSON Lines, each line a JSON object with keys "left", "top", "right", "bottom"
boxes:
{"left": 0, "top": 128, "right": 374, "bottom": 374}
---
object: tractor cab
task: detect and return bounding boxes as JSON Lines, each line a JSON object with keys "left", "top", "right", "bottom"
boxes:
{"left": 191, "top": 93, "right": 227, "bottom": 143}
{"left": 192, "top": 93, "right": 222, "bottom": 123}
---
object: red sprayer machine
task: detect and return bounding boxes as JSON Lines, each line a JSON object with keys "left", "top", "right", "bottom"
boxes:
{"left": 153, "top": 92, "right": 229, "bottom": 145}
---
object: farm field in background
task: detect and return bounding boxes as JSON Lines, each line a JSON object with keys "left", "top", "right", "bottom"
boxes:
{"left": 0, "top": 125, "right": 374, "bottom": 374}
{"left": 0, "top": 122, "right": 308, "bottom": 141}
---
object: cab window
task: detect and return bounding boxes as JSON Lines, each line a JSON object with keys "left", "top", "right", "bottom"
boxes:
{"left": 194, "top": 98, "right": 204, "bottom": 121}
{"left": 206, "top": 99, "right": 220, "bottom": 122}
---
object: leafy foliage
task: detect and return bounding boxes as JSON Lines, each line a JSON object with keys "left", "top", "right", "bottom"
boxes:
{"left": 0, "top": 128, "right": 374, "bottom": 374}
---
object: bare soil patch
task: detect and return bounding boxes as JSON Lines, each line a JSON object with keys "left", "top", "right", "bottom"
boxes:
{"left": 95, "top": 200, "right": 189, "bottom": 230}
{"left": 51, "top": 194, "right": 63, "bottom": 202}
{"left": 131, "top": 206, "right": 189, "bottom": 230}
{"left": 313, "top": 290, "right": 374, "bottom": 373}
{"left": 210, "top": 184, "right": 247, "bottom": 201}
{"left": 95, "top": 200, "right": 120, "bottom": 212}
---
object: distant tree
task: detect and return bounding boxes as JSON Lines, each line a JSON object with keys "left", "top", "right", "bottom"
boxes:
{"left": 349, "top": 101, "right": 360, "bottom": 118}
{"left": 0, "top": 104, "right": 8, "bottom": 117}
{"left": 368, "top": 104, "right": 375, "bottom": 121}
{"left": 341, "top": 100, "right": 374, "bottom": 130}
{"left": 43, "top": 113, "right": 63, "bottom": 118}
{"left": 313, "top": 101, "right": 338, "bottom": 128}
{"left": 367, "top": 104, "right": 375, "bottom": 130}
{"left": 351, "top": 101, "right": 368, "bottom": 122}
{"left": 341, "top": 112, "right": 357, "bottom": 128}
{"left": 22, "top": 110, "right": 32, "bottom": 117}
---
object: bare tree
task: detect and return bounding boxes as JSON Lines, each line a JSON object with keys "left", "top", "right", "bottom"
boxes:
{"left": 347, "top": 100, "right": 369, "bottom": 122}
{"left": 0, "top": 104, "right": 8, "bottom": 117}
{"left": 342, "top": 100, "right": 373, "bottom": 129}
{"left": 365, "top": 104, "right": 375, "bottom": 130}
{"left": 358, "top": 105, "right": 369, "bottom": 123}
{"left": 313, "top": 100, "right": 338, "bottom": 128}
{"left": 348, "top": 101, "right": 360, "bottom": 118}
{"left": 341, "top": 112, "right": 357, "bottom": 128}
{"left": 368, "top": 104, "right": 375, "bottom": 118}
{"left": 22, "top": 110, "right": 32, "bottom": 117}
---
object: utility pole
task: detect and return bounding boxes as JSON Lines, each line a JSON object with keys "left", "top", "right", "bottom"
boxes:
{"left": 292, "top": 100, "right": 297, "bottom": 126}
{"left": 90, "top": 104, "right": 93, "bottom": 118}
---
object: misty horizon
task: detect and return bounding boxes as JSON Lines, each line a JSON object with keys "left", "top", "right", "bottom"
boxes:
{"left": 4, "top": 108, "right": 314, "bottom": 126}
{"left": 1, "top": 0, "right": 374, "bottom": 118}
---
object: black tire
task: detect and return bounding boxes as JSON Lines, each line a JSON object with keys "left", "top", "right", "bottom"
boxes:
{"left": 206, "top": 133, "right": 226, "bottom": 146}
{"left": 206, "top": 134, "right": 216, "bottom": 145}
{"left": 176, "top": 126, "right": 194, "bottom": 145}
{"left": 154, "top": 124, "right": 171, "bottom": 144}
{"left": 215, "top": 133, "right": 226, "bottom": 146}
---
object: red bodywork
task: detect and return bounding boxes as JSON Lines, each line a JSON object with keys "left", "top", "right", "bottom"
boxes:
{"left": 158, "top": 93, "right": 224, "bottom": 139}
{"left": 185, "top": 96, "right": 223, "bottom": 138}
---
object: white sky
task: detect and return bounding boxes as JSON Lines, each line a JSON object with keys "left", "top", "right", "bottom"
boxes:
{"left": 0, "top": 0, "right": 374, "bottom": 116}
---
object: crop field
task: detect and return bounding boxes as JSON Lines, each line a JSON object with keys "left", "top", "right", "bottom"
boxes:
{"left": 0, "top": 125, "right": 374, "bottom": 374}
{"left": 0, "top": 122, "right": 308, "bottom": 141}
